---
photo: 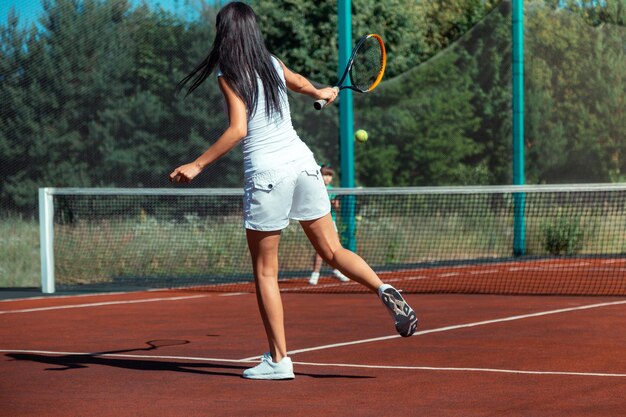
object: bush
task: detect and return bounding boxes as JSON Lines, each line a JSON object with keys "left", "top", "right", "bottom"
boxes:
{"left": 541, "top": 215, "right": 584, "bottom": 255}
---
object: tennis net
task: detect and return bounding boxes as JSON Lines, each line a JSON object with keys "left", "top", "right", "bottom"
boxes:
{"left": 39, "top": 184, "right": 626, "bottom": 295}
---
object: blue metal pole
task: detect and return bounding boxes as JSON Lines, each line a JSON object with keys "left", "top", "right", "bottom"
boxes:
{"left": 512, "top": 0, "right": 526, "bottom": 256}
{"left": 338, "top": 0, "right": 356, "bottom": 251}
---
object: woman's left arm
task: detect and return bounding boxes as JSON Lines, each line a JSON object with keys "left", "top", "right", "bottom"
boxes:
{"left": 169, "top": 77, "right": 247, "bottom": 183}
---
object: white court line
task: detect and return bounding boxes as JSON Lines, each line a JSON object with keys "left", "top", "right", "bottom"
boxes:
{"left": 0, "top": 349, "right": 624, "bottom": 378}
{"left": 602, "top": 259, "right": 626, "bottom": 264}
{"left": 281, "top": 274, "right": 414, "bottom": 292}
{"left": 0, "top": 295, "right": 208, "bottom": 314}
{"left": 280, "top": 281, "right": 357, "bottom": 292}
{"left": 0, "top": 290, "right": 249, "bottom": 304}
{"left": 237, "top": 299, "right": 626, "bottom": 361}
{"left": 508, "top": 266, "right": 626, "bottom": 272}
{"left": 0, "top": 290, "right": 141, "bottom": 303}
{"left": 509, "top": 263, "right": 591, "bottom": 271}
{"left": 291, "top": 361, "right": 626, "bottom": 378}
{"left": 0, "top": 287, "right": 210, "bottom": 303}
{"left": 469, "top": 269, "right": 500, "bottom": 275}
{"left": 406, "top": 276, "right": 429, "bottom": 281}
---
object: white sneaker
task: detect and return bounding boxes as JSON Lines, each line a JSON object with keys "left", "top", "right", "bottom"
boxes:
{"left": 242, "top": 353, "right": 295, "bottom": 380}
{"left": 309, "top": 271, "right": 320, "bottom": 285}
{"left": 378, "top": 284, "right": 418, "bottom": 337}
{"left": 332, "top": 269, "right": 350, "bottom": 282}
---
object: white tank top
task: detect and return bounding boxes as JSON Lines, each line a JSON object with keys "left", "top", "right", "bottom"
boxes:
{"left": 218, "top": 57, "right": 314, "bottom": 176}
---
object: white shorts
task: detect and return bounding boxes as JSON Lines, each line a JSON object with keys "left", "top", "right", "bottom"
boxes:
{"left": 243, "top": 161, "right": 331, "bottom": 231}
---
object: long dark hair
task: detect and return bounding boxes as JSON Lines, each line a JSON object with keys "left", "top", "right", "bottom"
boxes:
{"left": 177, "top": 2, "right": 285, "bottom": 118}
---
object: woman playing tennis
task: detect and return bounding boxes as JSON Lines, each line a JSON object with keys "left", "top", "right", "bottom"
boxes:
{"left": 170, "top": 1, "right": 417, "bottom": 380}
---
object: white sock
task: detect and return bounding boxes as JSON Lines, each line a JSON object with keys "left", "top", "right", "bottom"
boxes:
{"left": 377, "top": 283, "right": 393, "bottom": 298}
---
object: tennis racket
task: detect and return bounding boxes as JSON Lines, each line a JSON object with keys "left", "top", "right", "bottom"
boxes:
{"left": 314, "top": 33, "right": 386, "bottom": 110}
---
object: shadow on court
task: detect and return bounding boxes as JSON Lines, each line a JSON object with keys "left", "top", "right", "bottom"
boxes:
{"left": 4, "top": 352, "right": 374, "bottom": 380}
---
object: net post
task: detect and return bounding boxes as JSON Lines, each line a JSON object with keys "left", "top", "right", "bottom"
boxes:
{"left": 338, "top": 0, "right": 356, "bottom": 251}
{"left": 512, "top": 0, "right": 526, "bottom": 256}
{"left": 39, "top": 188, "right": 56, "bottom": 294}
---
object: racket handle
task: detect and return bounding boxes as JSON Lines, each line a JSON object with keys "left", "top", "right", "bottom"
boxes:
{"left": 313, "top": 99, "right": 327, "bottom": 111}
{"left": 313, "top": 86, "right": 339, "bottom": 111}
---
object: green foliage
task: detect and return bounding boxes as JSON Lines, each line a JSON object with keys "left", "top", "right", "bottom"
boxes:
{"left": 53, "top": 215, "right": 250, "bottom": 284}
{"left": 0, "top": 216, "right": 40, "bottom": 287}
{"left": 525, "top": 1, "right": 626, "bottom": 183}
{"left": 551, "top": 0, "right": 626, "bottom": 27}
{"left": 541, "top": 214, "right": 585, "bottom": 255}
{"left": 253, "top": 0, "right": 432, "bottom": 83}
{"left": 0, "top": 0, "right": 243, "bottom": 214}
{"left": 1, "top": 0, "right": 625, "bottom": 217}
{"left": 355, "top": 48, "right": 481, "bottom": 186}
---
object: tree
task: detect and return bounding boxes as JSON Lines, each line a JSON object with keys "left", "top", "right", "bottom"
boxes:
{"left": 252, "top": 0, "right": 430, "bottom": 83}
{"left": 3, "top": 0, "right": 622, "bottom": 216}
{"left": 355, "top": 48, "right": 481, "bottom": 186}
{"left": 0, "top": 12, "right": 41, "bottom": 210}
{"left": 525, "top": 1, "right": 626, "bottom": 183}
{"left": 252, "top": 0, "right": 498, "bottom": 186}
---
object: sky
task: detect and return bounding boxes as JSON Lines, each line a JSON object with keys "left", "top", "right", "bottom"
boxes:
{"left": 0, "top": 0, "right": 210, "bottom": 28}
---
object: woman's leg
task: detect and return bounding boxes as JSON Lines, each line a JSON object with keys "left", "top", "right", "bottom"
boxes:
{"left": 312, "top": 253, "right": 323, "bottom": 273}
{"left": 246, "top": 228, "right": 287, "bottom": 362}
{"left": 300, "top": 213, "right": 418, "bottom": 337}
{"left": 309, "top": 252, "right": 323, "bottom": 285}
{"left": 299, "top": 213, "right": 383, "bottom": 293}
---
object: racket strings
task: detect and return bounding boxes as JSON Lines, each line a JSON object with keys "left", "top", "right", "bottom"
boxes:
{"left": 351, "top": 37, "right": 384, "bottom": 92}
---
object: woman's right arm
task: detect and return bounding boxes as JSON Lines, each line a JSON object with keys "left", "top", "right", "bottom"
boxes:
{"left": 279, "top": 60, "right": 338, "bottom": 104}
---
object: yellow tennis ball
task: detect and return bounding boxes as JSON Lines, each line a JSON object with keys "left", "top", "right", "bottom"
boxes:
{"left": 355, "top": 129, "right": 368, "bottom": 143}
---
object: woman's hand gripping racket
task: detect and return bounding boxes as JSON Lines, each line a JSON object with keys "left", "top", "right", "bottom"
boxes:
{"left": 314, "top": 34, "right": 386, "bottom": 110}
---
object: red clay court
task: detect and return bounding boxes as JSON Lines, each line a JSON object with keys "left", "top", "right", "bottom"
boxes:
{"left": 2, "top": 261, "right": 626, "bottom": 417}
{"left": 13, "top": 184, "right": 624, "bottom": 415}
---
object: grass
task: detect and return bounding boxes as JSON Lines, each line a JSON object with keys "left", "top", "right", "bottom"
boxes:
{"left": 53, "top": 215, "right": 251, "bottom": 285}
{"left": 0, "top": 216, "right": 40, "bottom": 287}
